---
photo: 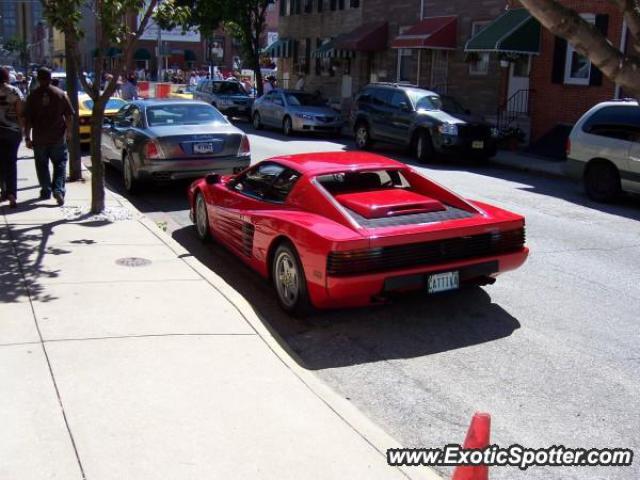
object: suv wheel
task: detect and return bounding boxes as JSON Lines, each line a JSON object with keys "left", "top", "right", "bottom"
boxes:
{"left": 354, "top": 122, "right": 371, "bottom": 150}
{"left": 585, "top": 161, "right": 621, "bottom": 202}
{"left": 415, "top": 130, "right": 435, "bottom": 163}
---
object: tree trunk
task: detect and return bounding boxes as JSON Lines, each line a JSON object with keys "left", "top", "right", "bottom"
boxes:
{"left": 64, "top": 34, "right": 83, "bottom": 181}
{"left": 89, "top": 104, "right": 106, "bottom": 213}
{"left": 520, "top": 0, "right": 640, "bottom": 98}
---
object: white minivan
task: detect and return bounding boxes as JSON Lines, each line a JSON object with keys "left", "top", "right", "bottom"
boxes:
{"left": 567, "top": 100, "right": 640, "bottom": 201}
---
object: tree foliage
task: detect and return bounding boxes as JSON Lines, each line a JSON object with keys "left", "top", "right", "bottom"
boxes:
{"left": 168, "top": 0, "right": 274, "bottom": 96}
{"left": 520, "top": 0, "right": 640, "bottom": 98}
{"left": 41, "top": 0, "right": 189, "bottom": 212}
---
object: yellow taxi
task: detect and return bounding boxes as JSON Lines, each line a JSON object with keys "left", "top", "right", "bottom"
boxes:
{"left": 168, "top": 84, "right": 196, "bottom": 100}
{"left": 78, "top": 94, "right": 128, "bottom": 144}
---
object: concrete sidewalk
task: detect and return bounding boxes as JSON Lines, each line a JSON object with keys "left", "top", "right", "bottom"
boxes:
{"left": 0, "top": 152, "right": 440, "bottom": 480}
{"left": 492, "top": 150, "right": 566, "bottom": 178}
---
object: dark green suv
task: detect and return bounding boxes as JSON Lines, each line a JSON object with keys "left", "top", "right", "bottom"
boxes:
{"left": 351, "top": 83, "right": 497, "bottom": 162}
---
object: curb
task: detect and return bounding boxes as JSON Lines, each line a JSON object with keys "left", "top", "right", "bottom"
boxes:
{"left": 106, "top": 187, "right": 444, "bottom": 480}
{"left": 490, "top": 155, "right": 567, "bottom": 180}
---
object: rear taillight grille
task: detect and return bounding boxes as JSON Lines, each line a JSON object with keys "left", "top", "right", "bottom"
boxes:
{"left": 327, "top": 227, "right": 525, "bottom": 276}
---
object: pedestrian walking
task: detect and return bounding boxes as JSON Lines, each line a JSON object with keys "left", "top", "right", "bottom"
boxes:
{"left": 0, "top": 66, "right": 25, "bottom": 209}
{"left": 121, "top": 74, "right": 138, "bottom": 100}
{"left": 23, "top": 67, "right": 74, "bottom": 206}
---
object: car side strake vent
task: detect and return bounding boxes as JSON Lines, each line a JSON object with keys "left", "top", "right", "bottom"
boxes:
{"left": 327, "top": 227, "right": 525, "bottom": 276}
{"left": 242, "top": 223, "right": 255, "bottom": 257}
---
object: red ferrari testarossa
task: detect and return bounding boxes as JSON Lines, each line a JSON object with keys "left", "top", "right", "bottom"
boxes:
{"left": 189, "top": 152, "right": 528, "bottom": 315}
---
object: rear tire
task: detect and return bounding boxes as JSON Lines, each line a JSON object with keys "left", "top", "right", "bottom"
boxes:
{"left": 415, "top": 130, "right": 435, "bottom": 163}
{"left": 584, "top": 161, "right": 621, "bottom": 202}
{"left": 194, "top": 192, "right": 212, "bottom": 242}
{"left": 272, "top": 242, "right": 312, "bottom": 317}
{"left": 123, "top": 152, "right": 141, "bottom": 194}
{"left": 253, "top": 112, "right": 263, "bottom": 130}
{"left": 354, "top": 122, "right": 371, "bottom": 150}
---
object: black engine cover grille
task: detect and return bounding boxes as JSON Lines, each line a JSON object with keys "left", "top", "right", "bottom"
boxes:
{"left": 327, "top": 227, "right": 525, "bottom": 276}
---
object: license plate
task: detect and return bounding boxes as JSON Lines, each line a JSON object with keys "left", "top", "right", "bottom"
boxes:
{"left": 428, "top": 271, "right": 459, "bottom": 294}
{"left": 472, "top": 140, "right": 484, "bottom": 149}
{"left": 193, "top": 142, "right": 215, "bottom": 154}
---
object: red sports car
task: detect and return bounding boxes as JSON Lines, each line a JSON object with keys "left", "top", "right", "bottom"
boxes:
{"left": 188, "top": 152, "right": 528, "bottom": 315}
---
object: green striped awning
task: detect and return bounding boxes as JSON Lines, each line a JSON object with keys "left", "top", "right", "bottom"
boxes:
{"left": 263, "top": 38, "right": 294, "bottom": 58}
{"left": 106, "top": 47, "right": 123, "bottom": 58}
{"left": 311, "top": 40, "right": 355, "bottom": 59}
{"left": 465, "top": 9, "right": 541, "bottom": 55}
{"left": 134, "top": 48, "right": 152, "bottom": 60}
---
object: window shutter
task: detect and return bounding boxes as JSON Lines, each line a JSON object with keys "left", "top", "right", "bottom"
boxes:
{"left": 590, "top": 14, "right": 609, "bottom": 86}
{"left": 551, "top": 36, "right": 567, "bottom": 84}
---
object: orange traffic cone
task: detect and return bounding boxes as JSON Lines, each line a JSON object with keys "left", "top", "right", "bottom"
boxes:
{"left": 451, "top": 412, "right": 491, "bottom": 480}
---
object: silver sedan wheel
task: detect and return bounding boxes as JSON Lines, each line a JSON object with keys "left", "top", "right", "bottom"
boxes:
{"left": 123, "top": 155, "right": 134, "bottom": 191}
{"left": 275, "top": 251, "right": 299, "bottom": 308}
{"left": 283, "top": 117, "right": 293, "bottom": 136}
{"left": 195, "top": 193, "right": 210, "bottom": 240}
{"left": 253, "top": 112, "right": 262, "bottom": 129}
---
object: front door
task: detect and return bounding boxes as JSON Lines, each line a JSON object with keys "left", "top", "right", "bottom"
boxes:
{"left": 430, "top": 50, "right": 448, "bottom": 94}
{"left": 507, "top": 56, "right": 531, "bottom": 112}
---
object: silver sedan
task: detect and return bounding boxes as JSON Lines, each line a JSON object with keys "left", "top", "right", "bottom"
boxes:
{"left": 251, "top": 89, "right": 343, "bottom": 136}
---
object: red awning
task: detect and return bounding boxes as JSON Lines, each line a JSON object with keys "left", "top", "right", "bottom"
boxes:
{"left": 334, "top": 21, "right": 388, "bottom": 52}
{"left": 391, "top": 16, "right": 457, "bottom": 49}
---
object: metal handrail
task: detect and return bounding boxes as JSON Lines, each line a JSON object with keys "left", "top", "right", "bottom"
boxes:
{"left": 497, "top": 89, "right": 534, "bottom": 130}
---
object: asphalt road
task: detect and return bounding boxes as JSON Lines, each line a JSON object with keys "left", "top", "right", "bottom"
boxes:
{"left": 92, "top": 122, "right": 640, "bottom": 479}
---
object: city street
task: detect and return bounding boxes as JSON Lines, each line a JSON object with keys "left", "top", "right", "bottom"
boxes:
{"left": 91, "top": 123, "right": 640, "bottom": 480}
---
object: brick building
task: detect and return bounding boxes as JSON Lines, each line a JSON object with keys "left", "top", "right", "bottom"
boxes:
{"left": 527, "top": 1, "right": 624, "bottom": 153}
{"left": 275, "top": 0, "right": 513, "bottom": 116}
{"left": 464, "top": 1, "right": 625, "bottom": 155}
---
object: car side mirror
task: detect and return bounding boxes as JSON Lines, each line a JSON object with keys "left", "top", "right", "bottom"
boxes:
{"left": 399, "top": 102, "right": 411, "bottom": 112}
{"left": 205, "top": 173, "right": 221, "bottom": 185}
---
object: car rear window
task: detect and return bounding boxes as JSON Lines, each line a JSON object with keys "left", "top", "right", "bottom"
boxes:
{"left": 83, "top": 98, "right": 127, "bottom": 110}
{"left": 582, "top": 105, "right": 640, "bottom": 141}
{"left": 146, "top": 104, "right": 228, "bottom": 126}
{"left": 317, "top": 169, "right": 410, "bottom": 195}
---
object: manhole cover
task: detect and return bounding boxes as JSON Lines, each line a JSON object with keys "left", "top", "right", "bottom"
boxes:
{"left": 115, "top": 257, "right": 152, "bottom": 267}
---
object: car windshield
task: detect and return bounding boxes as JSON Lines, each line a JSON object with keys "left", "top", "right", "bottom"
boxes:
{"left": 146, "top": 104, "right": 228, "bottom": 126}
{"left": 285, "top": 92, "right": 326, "bottom": 107}
{"left": 440, "top": 96, "right": 467, "bottom": 115}
{"left": 83, "top": 98, "right": 127, "bottom": 110}
{"left": 317, "top": 169, "right": 410, "bottom": 195}
{"left": 214, "top": 82, "right": 247, "bottom": 95}
{"left": 406, "top": 90, "right": 443, "bottom": 111}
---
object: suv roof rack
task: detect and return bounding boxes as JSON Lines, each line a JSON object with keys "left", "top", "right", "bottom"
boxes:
{"left": 368, "top": 81, "right": 419, "bottom": 88}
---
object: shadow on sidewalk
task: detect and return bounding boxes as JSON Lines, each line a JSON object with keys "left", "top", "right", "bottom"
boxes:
{"left": 1, "top": 207, "right": 109, "bottom": 305}
{"left": 171, "top": 225, "right": 520, "bottom": 370}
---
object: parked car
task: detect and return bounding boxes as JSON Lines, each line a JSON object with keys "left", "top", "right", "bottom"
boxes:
{"left": 193, "top": 79, "right": 253, "bottom": 120}
{"left": 78, "top": 94, "right": 128, "bottom": 144}
{"left": 188, "top": 151, "right": 528, "bottom": 315}
{"left": 101, "top": 99, "right": 251, "bottom": 193}
{"left": 567, "top": 100, "right": 640, "bottom": 202}
{"left": 251, "top": 89, "right": 343, "bottom": 136}
{"left": 351, "top": 83, "right": 497, "bottom": 162}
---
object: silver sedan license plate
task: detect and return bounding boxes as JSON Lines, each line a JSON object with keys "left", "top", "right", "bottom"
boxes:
{"left": 472, "top": 140, "right": 484, "bottom": 149}
{"left": 428, "top": 271, "right": 459, "bottom": 294}
{"left": 194, "top": 142, "right": 215, "bottom": 154}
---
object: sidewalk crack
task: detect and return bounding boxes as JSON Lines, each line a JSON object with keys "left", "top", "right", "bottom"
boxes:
{"left": 3, "top": 218, "right": 87, "bottom": 480}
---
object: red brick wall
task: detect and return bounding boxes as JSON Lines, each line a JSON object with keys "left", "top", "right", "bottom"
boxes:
{"left": 529, "top": 0, "right": 623, "bottom": 141}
